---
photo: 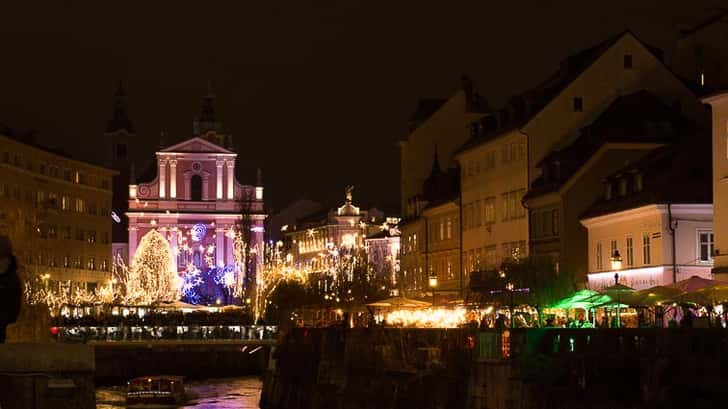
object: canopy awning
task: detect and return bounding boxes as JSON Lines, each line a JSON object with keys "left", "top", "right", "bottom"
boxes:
{"left": 668, "top": 275, "right": 720, "bottom": 292}
{"left": 366, "top": 296, "right": 432, "bottom": 309}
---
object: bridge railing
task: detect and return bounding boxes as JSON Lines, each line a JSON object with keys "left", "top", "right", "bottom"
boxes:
{"left": 53, "top": 324, "right": 278, "bottom": 343}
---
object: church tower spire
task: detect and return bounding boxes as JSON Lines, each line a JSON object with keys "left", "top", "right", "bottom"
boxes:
{"left": 193, "top": 81, "right": 225, "bottom": 146}
{"left": 107, "top": 80, "right": 134, "bottom": 134}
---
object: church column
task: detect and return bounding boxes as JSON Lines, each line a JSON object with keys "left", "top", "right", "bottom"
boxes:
{"left": 226, "top": 160, "right": 235, "bottom": 200}
{"left": 158, "top": 158, "right": 167, "bottom": 199}
{"left": 216, "top": 160, "right": 224, "bottom": 200}
{"left": 169, "top": 159, "right": 177, "bottom": 199}
{"left": 216, "top": 227, "right": 225, "bottom": 267}
{"left": 183, "top": 174, "right": 191, "bottom": 200}
{"left": 226, "top": 227, "right": 234, "bottom": 268}
{"left": 170, "top": 227, "right": 178, "bottom": 269}
{"left": 202, "top": 176, "right": 210, "bottom": 201}
{"left": 128, "top": 226, "right": 138, "bottom": 264}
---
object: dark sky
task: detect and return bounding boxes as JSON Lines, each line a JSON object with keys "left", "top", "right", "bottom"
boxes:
{"left": 0, "top": 1, "right": 724, "bottom": 213}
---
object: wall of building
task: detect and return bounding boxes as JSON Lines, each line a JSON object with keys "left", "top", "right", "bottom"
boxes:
{"left": 423, "top": 202, "right": 461, "bottom": 293}
{"left": 673, "top": 15, "right": 728, "bottom": 91}
{"left": 560, "top": 147, "right": 658, "bottom": 280}
{"left": 399, "top": 218, "right": 425, "bottom": 294}
{"left": 583, "top": 204, "right": 712, "bottom": 290}
{"left": 0, "top": 135, "right": 116, "bottom": 287}
{"left": 525, "top": 34, "right": 707, "bottom": 186}
{"left": 458, "top": 129, "right": 529, "bottom": 275}
{"left": 706, "top": 95, "right": 728, "bottom": 279}
{"left": 400, "top": 90, "right": 485, "bottom": 217}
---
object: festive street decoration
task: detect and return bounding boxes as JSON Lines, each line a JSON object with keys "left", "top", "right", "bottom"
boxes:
{"left": 126, "top": 229, "right": 179, "bottom": 305}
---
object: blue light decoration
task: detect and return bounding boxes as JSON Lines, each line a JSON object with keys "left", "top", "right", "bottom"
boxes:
{"left": 191, "top": 223, "right": 207, "bottom": 242}
{"left": 213, "top": 265, "right": 236, "bottom": 287}
{"left": 180, "top": 265, "right": 239, "bottom": 305}
{"left": 181, "top": 267, "right": 203, "bottom": 305}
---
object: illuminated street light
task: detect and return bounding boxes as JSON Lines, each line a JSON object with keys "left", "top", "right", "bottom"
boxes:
{"left": 610, "top": 250, "right": 622, "bottom": 272}
{"left": 429, "top": 274, "right": 438, "bottom": 306}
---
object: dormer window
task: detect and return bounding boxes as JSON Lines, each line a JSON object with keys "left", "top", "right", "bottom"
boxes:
{"left": 618, "top": 178, "right": 628, "bottom": 196}
{"left": 634, "top": 173, "right": 643, "bottom": 192}
{"left": 605, "top": 183, "right": 612, "bottom": 200}
{"left": 573, "top": 97, "right": 583, "bottom": 112}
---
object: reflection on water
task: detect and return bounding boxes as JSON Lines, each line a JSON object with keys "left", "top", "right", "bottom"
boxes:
{"left": 97, "top": 377, "right": 262, "bottom": 409}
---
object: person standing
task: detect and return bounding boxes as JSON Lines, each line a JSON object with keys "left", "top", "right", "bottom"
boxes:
{"left": 0, "top": 236, "right": 21, "bottom": 343}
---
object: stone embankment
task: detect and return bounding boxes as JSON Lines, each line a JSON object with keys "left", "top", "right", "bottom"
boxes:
{"left": 261, "top": 327, "right": 728, "bottom": 409}
{"left": 0, "top": 343, "right": 95, "bottom": 409}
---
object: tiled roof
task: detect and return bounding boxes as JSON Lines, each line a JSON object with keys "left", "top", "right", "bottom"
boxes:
{"left": 579, "top": 133, "right": 712, "bottom": 220}
{"left": 679, "top": 10, "right": 728, "bottom": 37}
{"left": 457, "top": 31, "right": 665, "bottom": 155}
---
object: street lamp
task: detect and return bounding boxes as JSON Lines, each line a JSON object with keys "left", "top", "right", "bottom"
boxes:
{"left": 610, "top": 250, "right": 623, "bottom": 328}
{"left": 610, "top": 250, "right": 622, "bottom": 272}
{"left": 428, "top": 274, "right": 438, "bottom": 306}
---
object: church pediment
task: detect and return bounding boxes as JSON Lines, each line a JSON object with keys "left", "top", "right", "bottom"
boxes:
{"left": 160, "top": 136, "right": 235, "bottom": 154}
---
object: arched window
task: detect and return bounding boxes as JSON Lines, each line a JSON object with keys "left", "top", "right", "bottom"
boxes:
{"left": 191, "top": 175, "right": 203, "bottom": 201}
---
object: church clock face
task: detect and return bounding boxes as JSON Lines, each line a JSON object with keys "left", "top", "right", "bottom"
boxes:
{"left": 192, "top": 162, "right": 202, "bottom": 172}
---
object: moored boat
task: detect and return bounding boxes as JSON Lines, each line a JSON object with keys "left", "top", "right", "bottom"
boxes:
{"left": 126, "top": 376, "right": 186, "bottom": 408}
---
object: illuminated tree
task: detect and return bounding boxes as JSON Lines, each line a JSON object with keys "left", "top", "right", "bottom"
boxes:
{"left": 126, "top": 229, "right": 179, "bottom": 304}
{"left": 255, "top": 241, "right": 306, "bottom": 321}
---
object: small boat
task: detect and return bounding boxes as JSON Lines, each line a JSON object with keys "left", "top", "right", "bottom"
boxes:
{"left": 126, "top": 376, "right": 186, "bottom": 408}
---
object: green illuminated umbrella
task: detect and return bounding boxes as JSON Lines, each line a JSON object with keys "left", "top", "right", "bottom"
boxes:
{"left": 547, "top": 289, "right": 599, "bottom": 309}
{"left": 548, "top": 289, "right": 612, "bottom": 310}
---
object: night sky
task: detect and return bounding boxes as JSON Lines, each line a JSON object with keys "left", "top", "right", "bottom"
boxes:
{"left": 0, "top": 1, "right": 724, "bottom": 214}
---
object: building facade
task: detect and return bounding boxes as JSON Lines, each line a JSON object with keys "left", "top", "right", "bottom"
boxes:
{"left": 285, "top": 189, "right": 384, "bottom": 272}
{"left": 400, "top": 77, "right": 489, "bottom": 219}
{"left": 581, "top": 204, "right": 713, "bottom": 290}
{"left": 0, "top": 134, "right": 117, "bottom": 289}
{"left": 364, "top": 219, "right": 401, "bottom": 291}
{"left": 524, "top": 91, "right": 693, "bottom": 281}
{"left": 456, "top": 31, "right": 706, "bottom": 289}
{"left": 580, "top": 138, "right": 713, "bottom": 290}
{"left": 399, "top": 153, "right": 461, "bottom": 298}
{"left": 702, "top": 91, "right": 728, "bottom": 280}
{"left": 126, "top": 98, "right": 265, "bottom": 294}
{"left": 673, "top": 11, "right": 728, "bottom": 92}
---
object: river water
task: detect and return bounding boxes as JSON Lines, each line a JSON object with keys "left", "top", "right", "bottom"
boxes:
{"left": 96, "top": 377, "right": 262, "bottom": 408}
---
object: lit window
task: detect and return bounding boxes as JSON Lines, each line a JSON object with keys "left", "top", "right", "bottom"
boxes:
{"left": 596, "top": 241, "right": 603, "bottom": 270}
{"left": 634, "top": 173, "right": 643, "bottom": 192}
{"left": 618, "top": 178, "right": 628, "bottom": 196}
{"left": 626, "top": 237, "right": 634, "bottom": 266}
{"left": 642, "top": 233, "right": 651, "bottom": 265}
{"left": 75, "top": 198, "right": 85, "bottom": 213}
{"left": 698, "top": 231, "right": 714, "bottom": 263}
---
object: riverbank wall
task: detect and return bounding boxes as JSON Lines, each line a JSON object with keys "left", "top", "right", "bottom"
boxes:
{"left": 93, "top": 340, "right": 273, "bottom": 384}
{"left": 0, "top": 343, "right": 95, "bottom": 409}
{"left": 260, "top": 328, "right": 728, "bottom": 409}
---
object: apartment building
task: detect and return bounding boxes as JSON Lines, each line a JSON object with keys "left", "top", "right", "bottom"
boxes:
{"left": 0, "top": 134, "right": 117, "bottom": 289}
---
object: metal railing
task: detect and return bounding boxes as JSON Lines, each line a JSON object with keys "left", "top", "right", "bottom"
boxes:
{"left": 54, "top": 324, "right": 278, "bottom": 343}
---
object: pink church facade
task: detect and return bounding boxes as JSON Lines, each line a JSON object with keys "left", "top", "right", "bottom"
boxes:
{"left": 126, "top": 133, "right": 265, "bottom": 286}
